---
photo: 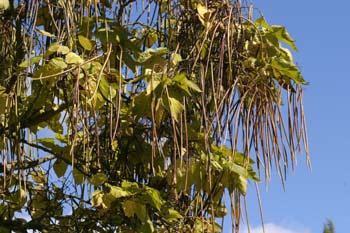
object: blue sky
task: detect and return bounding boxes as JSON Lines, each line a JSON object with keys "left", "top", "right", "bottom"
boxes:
{"left": 238, "top": 1, "right": 350, "bottom": 232}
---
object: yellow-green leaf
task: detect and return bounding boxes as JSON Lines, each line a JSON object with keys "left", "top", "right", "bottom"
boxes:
{"left": 171, "top": 53, "right": 182, "bottom": 66}
{"left": 168, "top": 97, "right": 184, "bottom": 122}
{"left": 144, "top": 188, "right": 163, "bottom": 211}
{"left": 78, "top": 35, "right": 93, "bottom": 51}
{"left": 50, "top": 57, "right": 67, "bottom": 69}
{"left": 105, "top": 183, "right": 131, "bottom": 199}
{"left": 92, "top": 190, "right": 107, "bottom": 209}
{"left": 57, "top": 45, "right": 70, "bottom": 55}
{"left": 271, "top": 25, "right": 297, "bottom": 51}
{"left": 0, "top": 0, "right": 9, "bottom": 10}
{"left": 48, "top": 43, "right": 60, "bottom": 53}
{"left": 19, "top": 56, "right": 43, "bottom": 68}
{"left": 31, "top": 170, "right": 47, "bottom": 184}
{"left": 135, "top": 204, "right": 147, "bottom": 221}
{"left": 36, "top": 29, "right": 56, "bottom": 38}
{"left": 66, "top": 52, "right": 84, "bottom": 64}
{"left": 166, "top": 208, "right": 183, "bottom": 222}
{"left": 122, "top": 200, "right": 137, "bottom": 217}
{"left": 196, "top": 4, "right": 213, "bottom": 27}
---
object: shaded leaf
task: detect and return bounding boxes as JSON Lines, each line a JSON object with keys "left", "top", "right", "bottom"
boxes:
{"left": 122, "top": 200, "right": 137, "bottom": 217}
{"left": 73, "top": 168, "right": 85, "bottom": 184}
{"left": 135, "top": 204, "right": 147, "bottom": 221}
{"left": 53, "top": 159, "right": 67, "bottom": 178}
{"left": 90, "top": 173, "right": 108, "bottom": 186}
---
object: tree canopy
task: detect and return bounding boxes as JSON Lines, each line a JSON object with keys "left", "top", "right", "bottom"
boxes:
{"left": 0, "top": 0, "right": 308, "bottom": 232}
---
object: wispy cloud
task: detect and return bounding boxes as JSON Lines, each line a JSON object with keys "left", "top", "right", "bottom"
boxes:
{"left": 242, "top": 223, "right": 311, "bottom": 233}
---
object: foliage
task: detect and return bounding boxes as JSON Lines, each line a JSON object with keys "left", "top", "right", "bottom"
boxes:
{"left": 0, "top": 0, "right": 308, "bottom": 232}
{"left": 323, "top": 219, "right": 335, "bottom": 233}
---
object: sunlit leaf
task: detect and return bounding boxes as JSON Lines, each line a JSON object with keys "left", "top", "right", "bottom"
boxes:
{"left": 31, "top": 170, "right": 47, "bottom": 184}
{"left": 92, "top": 190, "right": 107, "bottom": 209}
{"left": 106, "top": 183, "right": 131, "bottom": 199}
{"left": 36, "top": 29, "right": 56, "bottom": 38}
{"left": 19, "top": 56, "right": 43, "bottom": 68}
{"left": 165, "top": 208, "right": 183, "bottom": 222}
{"left": 57, "top": 45, "right": 70, "bottom": 55}
{"left": 50, "top": 57, "right": 68, "bottom": 69}
{"left": 143, "top": 188, "right": 163, "bottom": 211}
{"left": 78, "top": 35, "right": 93, "bottom": 51}
{"left": 66, "top": 52, "right": 84, "bottom": 64}
{"left": 271, "top": 25, "right": 297, "bottom": 51}
{"left": 0, "top": 0, "right": 9, "bottom": 10}
{"left": 168, "top": 96, "right": 184, "bottom": 122}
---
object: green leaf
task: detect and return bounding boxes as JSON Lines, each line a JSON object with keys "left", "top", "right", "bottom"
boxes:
{"left": 135, "top": 204, "right": 147, "bottom": 221}
{"left": 122, "top": 200, "right": 137, "bottom": 217}
{"left": 19, "top": 56, "right": 43, "bottom": 68}
{"left": 165, "top": 208, "right": 183, "bottom": 222}
{"left": 66, "top": 52, "right": 84, "bottom": 64}
{"left": 137, "top": 48, "right": 168, "bottom": 68}
{"left": 146, "top": 79, "right": 161, "bottom": 95}
{"left": 57, "top": 45, "right": 70, "bottom": 55}
{"left": 0, "top": 93, "right": 7, "bottom": 115}
{"left": 45, "top": 43, "right": 60, "bottom": 58}
{"left": 225, "top": 161, "right": 247, "bottom": 177}
{"left": 31, "top": 170, "right": 47, "bottom": 184}
{"left": 255, "top": 16, "right": 272, "bottom": 30}
{"left": 133, "top": 92, "right": 152, "bottom": 118}
{"left": 121, "top": 180, "right": 139, "bottom": 193}
{"left": 50, "top": 57, "right": 68, "bottom": 69}
{"left": 196, "top": 4, "right": 213, "bottom": 27}
{"left": 186, "top": 79, "right": 201, "bottom": 93}
{"left": 98, "top": 75, "right": 117, "bottom": 99}
{"left": 171, "top": 53, "right": 182, "bottom": 66}
{"left": 271, "top": 25, "right": 297, "bottom": 51}
{"left": 173, "top": 73, "right": 201, "bottom": 94}
{"left": 53, "top": 159, "right": 67, "bottom": 178}
{"left": 73, "top": 168, "right": 85, "bottom": 185}
{"left": 78, "top": 35, "right": 93, "bottom": 51}
{"left": 271, "top": 57, "right": 306, "bottom": 84}
{"left": 138, "top": 220, "right": 154, "bottom": 233}
{"left": 92, "top": 190, "right": 107, "bottom": 209}
{"left": 106, "top": 183, "right": 131, "bottom": 199}
{"left": 143, "top": 188, "right": 163, "bottom": 211}
{"left": 90, "top": 173, "right": 108, "bottom": 186}
{"left": 168, "top": 97, "right": 184, "bottom": 122}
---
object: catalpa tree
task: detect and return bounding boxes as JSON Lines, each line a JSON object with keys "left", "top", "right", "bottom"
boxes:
{"left": 0, "top": 0, "right": 308, "bottom": 232}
